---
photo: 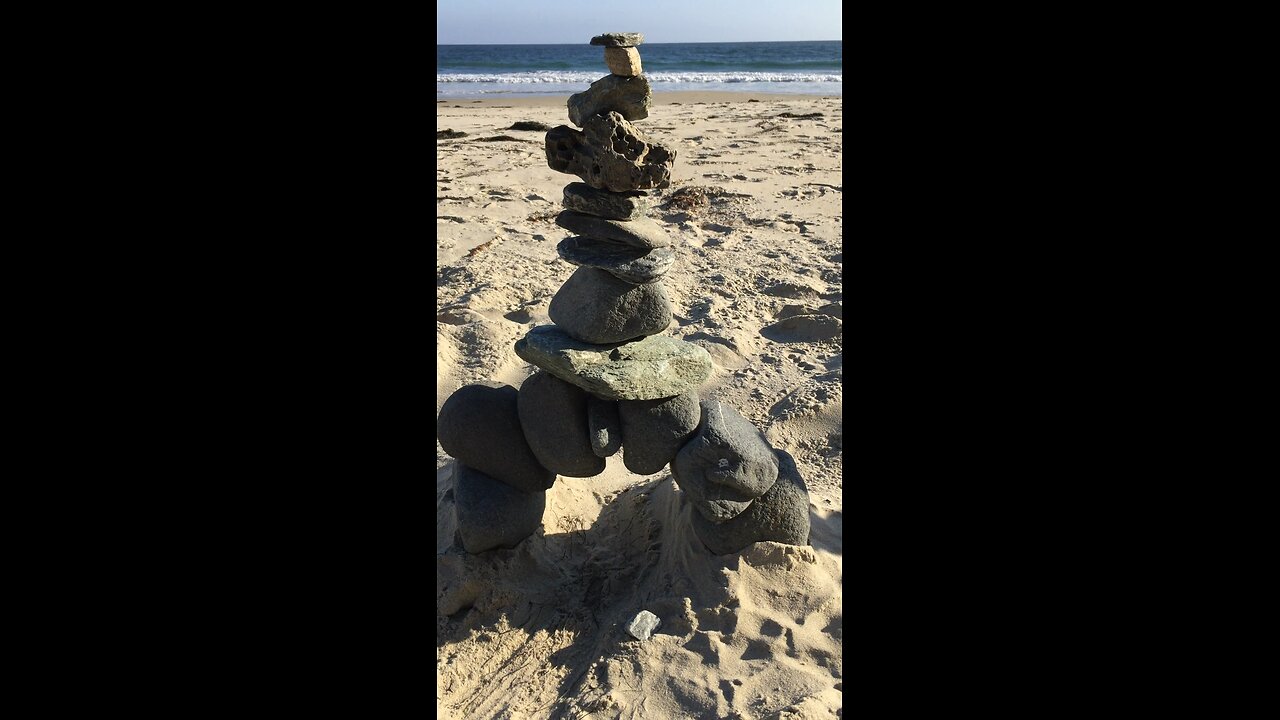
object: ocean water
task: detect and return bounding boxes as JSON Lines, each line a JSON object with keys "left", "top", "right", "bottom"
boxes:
{"left": 437, "top": 41, "right": 841, "bottom": 97}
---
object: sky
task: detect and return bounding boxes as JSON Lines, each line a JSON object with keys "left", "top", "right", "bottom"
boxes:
{"left": 437, "top": 0, "right": 842, "bottom": 44}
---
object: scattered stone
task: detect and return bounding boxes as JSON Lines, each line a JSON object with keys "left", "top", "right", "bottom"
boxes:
{"left": 514, "top": 325, "right": 712, "bottom": 401}
{"left": 555, "top": 211, "right": 671, "bottom": 249}
{"left": 558, "top": 237, "right": 675, "bottom": 285}
{"left": 776, "top": 112, "right": 824, "bottom": 118}
{"left": 759, "top": 314, "right": 842, "bottom": 342}
{"left": 548, "top": 267, "right": 672, "bottom": 344}
{"left": 437, "top": 129, "right": 466, "bottom": 139}
{"left": 509, "top": 121, "right": 553, "bottom": 131}
{"left": 670, "top": 398, "right": 779, "bottom": 523}
{"left": 475, "top": 135, "right": 523, "bottom": 142}
{"left": 625, "top": 609, "right": 661, "bottom": 640}
{"left": 545, "top": 112, "right": 675, "bottom": 192}
{"left": 437, "top": 384, "right": 556, "bottom": 493}
{"left": 588, "top": 395, "right": 622, "bottom": 457}
{"left": 605, "top": 47, "right": 643, "bottom": 76}
{"left": 618, "top": 390, "right": 701, "bottom": 475}
{"left": 691, "top": 449, "right": 811, "bottom": 555}
{"left": 568, "top": 74, "right": 652, "bottom": 127}
{"left": 563, "top": 182, "right": 649, "bottom": 220}
{"left": 454, "top": 462, "right": 546, "bottom": 554}
{"left": 591, "top": 32, "right": 644, "bottom": 47}
{"left": 517, "top": 371, "right": 606, "bottom": 477}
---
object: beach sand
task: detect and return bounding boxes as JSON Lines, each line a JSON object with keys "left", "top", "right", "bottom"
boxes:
{"left": 437, "top": 92, "right": 843, "bottom": 719}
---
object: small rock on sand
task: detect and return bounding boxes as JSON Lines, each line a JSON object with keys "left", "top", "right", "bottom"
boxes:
{"left": 626, "top": 610, "right": 661, "bottom": 640}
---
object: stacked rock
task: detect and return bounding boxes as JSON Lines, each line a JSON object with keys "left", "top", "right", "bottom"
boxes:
{"left": 437, "top": 32, "right": 811, "bottom": 557}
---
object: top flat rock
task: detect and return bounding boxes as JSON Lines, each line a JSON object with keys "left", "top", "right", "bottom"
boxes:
{"left": 590, "top": 32, "right": 644, "bottom": 47}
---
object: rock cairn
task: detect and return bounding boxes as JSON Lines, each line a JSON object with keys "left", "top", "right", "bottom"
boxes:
{"left": 438, "top": 33, "right": 811, "bottom": 556}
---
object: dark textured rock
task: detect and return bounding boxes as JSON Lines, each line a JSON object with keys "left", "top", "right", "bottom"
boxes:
{"left": 517, "top": 371, "right": 605, "bottom": 477}
{"left": 545, "top": 113, "right": 675, "bottom": 193}
{"left": 454, "top": 462, "right": 546, "bottom": 553}
{"left": 590, "top": 32, "right": 644, "bottom": 47}
{"left": 548, "top": 267, "right": 672, "bottom": 344}
{"left": 555, "top": 211, "right": 671, "bottom": 249}
{"left": 514, "top": 326, "right": 712, "bottom": 400}
{"left": 509, "top": 121, "right": 552, "bottom": 131}
{"left": 558, "top": 237, "right": 675, "bottom": 284}
{"left": 618, "top": 390, "right": 701, "bottom": 475}
{"left": 690, "top": 449, "right": 811, "bottom": 555}
{"left": 563, "top": 182, "right": 648, "bottom": 220}
{"left": 759, "top": 314, "right": 842, "bottom": 342}
{"left": 568, "top": 74, "right": 651, "bottom": 127}
{"left": 437, "top": 384, "right": 555, "bottom": 493}
{"left": 588, "top": 396, "right": 622, "bottom": 457}
{"left": 670, "top": 398, "right": 779, "bottom": 523}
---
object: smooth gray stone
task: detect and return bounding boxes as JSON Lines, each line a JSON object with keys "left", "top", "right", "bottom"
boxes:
{"left": 690, "top": 449, "right": 811, "bottom": 555}
{"left": 437, "top": 384, "right": 556, "bottom": 493}
{"left": 563, "top": 182, "right": 648, "bottom": 220}
{"left": 588, "top": 396, "right": 622, "bottom": 457}
{"left": 555, "top": 211, "right": 671, "bottom": 249}
{"left": 454, "top": 462, "right": 546, "bottom": 554}
{"left": 618, "top": 390, "right": 701, "bottom": 475}
{"left": 545, "top": 112, "right": 675, "bottom": 193}
{"left": 548, "top": 267, "right": 672, "bottom": 344}
{"left": 513, "top": 325, "right": 712, "bottom": 401}
{"left": 590, "top": 32, "right": 644, "bottom": 47}
{"left": 517, "top": 371, "right": 605, "bottom": 477}
{"left": 558, "top": 237, "right": 675, "bottom": 285}
{"left": 670, "top": 398, "right": 779, "bottom": 523}
{"left": 568, "top": 74, "right": 651, "bottom": 127}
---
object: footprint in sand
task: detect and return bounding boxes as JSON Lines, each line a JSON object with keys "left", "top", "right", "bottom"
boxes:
{"left": 759, "top": 314, "right": 842, "bottom": 342}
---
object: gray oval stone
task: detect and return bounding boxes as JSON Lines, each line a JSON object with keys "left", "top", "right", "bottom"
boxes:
{"left": 454, "top": 462, "right": 546, "bottom": 554}
{"left": 670, "top": 398, "right": 780, "bottom": 523}
{"left": 618, "top": 390, "right": 701, "bottom": 475}
{"left": 555, "top": 211, "right": 671, "bottom": 249}
{"left": 513, "top": 326, "right": 711, "bottom": 401}
{"left": 437, "top": 384, "right": 556, "bottom": 493}
{"left": 563, "top": 182, "right": 649, "bottom": 220}
{"left": 548, "top": 267, "right": 672, "bottom": 344}
{"left": 517, "top": 371, "right": 605, "bottom": 477}
{"left": 690, "top": 449, "right": 811, "bottom": 555}
{"left": 588, "top": 395, "right": 622, "bottom": 457}
{"left": 558, "top": 237, "right": 675, "bottom": 284}
{"left": 568, "top": 74, "right": 651, "bottom": 127}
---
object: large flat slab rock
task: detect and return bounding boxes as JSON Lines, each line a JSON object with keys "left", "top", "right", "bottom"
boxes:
{"left": 690, "top": 449, "right": 811, "bottom": 555}
{"left": 568, "top": 74, "right": 651, "bottom": 127}
{"left": 558, "top": 237, "right": 675, "bottom": 285}
{"left": 562, "top": 182, "right": 649, "bottom": 220}
{"left": 517, "top": 371, "right": 605, "bottom": 477}
{"left": 670, "top": 398, "right": 779, "bottom": 523}
{"left": 437, "top": 384, "right": 556, "bottom": 493}
{"left": 514, "top": 325, "right": 712, "bottom": 401}
{"left": 590, "top": 32, "right": 644, "bottom": 47}
{"left": 548, "top": 266, "right": 672, "bottom": 344}
{"left": 546, "top": 112, "right": 674, "bottom": 193}
{"left": 454, "top": 462, "right": 546, "bottom": 554}
{"left": 555, "top": 211, "right": 671, "bottom": 249}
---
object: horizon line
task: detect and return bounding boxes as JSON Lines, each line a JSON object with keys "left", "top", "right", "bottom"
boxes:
{"left": 436, "top": 39, "right": 841, "bottom": 46}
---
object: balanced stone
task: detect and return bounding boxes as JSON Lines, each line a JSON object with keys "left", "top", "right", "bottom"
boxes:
{"left": 690, "top": 449, "right": 811, "bottom": 555}
{"left": 555, "top": 211, "right": 671, "bottom": 249}
{"left": 437, "top": 384, "right": 556, "bottom": 493}
{"left": 558, "top": 237, "right": 675, "bottom": 284}
{"left": 548, "top": 267, "right": 672, "bottom": 344}
{"left": 568, "top": 74, "right": 651, "bottom": 127}
{"left": 517, "top": 371, "right": 605, "bottom": 477}
{"left": 563, "top": 182, "right": 648, "bottom": 220}
{"left": 546, "top": 112, "right": 675, "bottom": 192}
{"left": 618, "top": 390, "right": 701, "bottom": 475}
{"left": 590, "top": 32, "right": 644, "bottom": 47}
{"left": 588, "top": 395, "right": 622, "bottom": 457}
{"left": 514, "top": 325, "right": 712, "bottom": 401}
{"left": 670, "top": 398, "right": 780, "bottom": 523}
{"left": 454, "top": 462, "right": 546, "bottom": 554}
{"left": 605, "top": 47, "right": 643, "bottom": 76}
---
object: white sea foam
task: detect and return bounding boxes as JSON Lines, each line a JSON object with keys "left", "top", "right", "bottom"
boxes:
{"left": 436, "top": 71, "right": 842, "bottom": 84}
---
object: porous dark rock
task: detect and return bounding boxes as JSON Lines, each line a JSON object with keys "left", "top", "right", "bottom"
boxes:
{"left": 690, "top": 449, "right": 811, "bottom": 555}
{"left": 670, "top": 398, "right": 779, "bottom": 522}
{"left": 513, "top": 325, "right": 712, "bottom": 401}
{"left": 517, "top": 371, "right": 606, "bottom": 477}
{"left": 563, "top": 182, "right": 648, "bottom": 220}
{"left": 588, "top": 395, "right": 622, "bottom": 457}
{"left": 437, "top": 384, "right": 556, "bottom": 493}
{"left": 548, "top": 267, "right": 672, "bottom": 344}
{"left": 590, "top": 32, "right": 644, "bottom": 47}
{"left": 545, "top": 113, "right": 675, "bottom": 193}
{"left": 555, "top": 211, "right": 671, "bottom": 249}
{"left": 568, "top": 74, "right": 651, "bottom": 127}
{"left": 617, "top": 390, "right": 701, "bottom": 475}
{"left": 557, "top": 237, "right": 675, "bottom": 284}
{"left": 454, "top": 462, "right": 546, "bottom": 554}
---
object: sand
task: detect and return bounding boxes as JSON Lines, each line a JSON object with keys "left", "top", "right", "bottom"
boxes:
{"left": 437, "top": 91, "right": 843, "bottom": 720}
